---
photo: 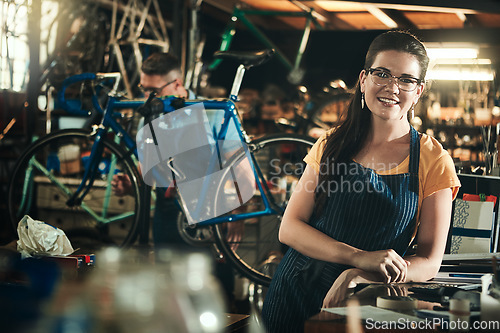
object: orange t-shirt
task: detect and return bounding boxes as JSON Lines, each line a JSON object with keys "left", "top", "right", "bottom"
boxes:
{"left": 304, "top": 128, "right": 461, "bottom": 222}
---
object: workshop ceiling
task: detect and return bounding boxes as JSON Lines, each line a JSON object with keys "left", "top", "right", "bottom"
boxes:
{"left": 201, "top": 0, "right": 500, "bottom": 31}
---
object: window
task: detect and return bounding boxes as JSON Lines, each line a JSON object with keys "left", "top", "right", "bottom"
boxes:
{"left": 1, "top": 0, "right": 59, "bottom": 91}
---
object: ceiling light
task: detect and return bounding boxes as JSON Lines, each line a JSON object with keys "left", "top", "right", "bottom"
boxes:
{"left": 431, "top": 59, "right": 491, "bottom": 65}
{"left": 426, "top": 68, "right": 494, "bottom": 81}
{"left": 426, "top": 47, "right": 478, "bottom": 59}
{"left": 364, "top": 4, "right": 398, "bottom": 28}
{"left": 455, "top": 12, "right": 467, "bottom": 22}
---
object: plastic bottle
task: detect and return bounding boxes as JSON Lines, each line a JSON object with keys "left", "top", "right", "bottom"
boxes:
{"left": 157, "top": 248, "right": 227, "bottom": 333}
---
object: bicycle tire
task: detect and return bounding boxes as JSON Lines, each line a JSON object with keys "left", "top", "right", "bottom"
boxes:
{"left": 8, "top": 129, "right": 143, "bottom": 250}
{"left": 212, "top": 133, "right": 316, "bottom": 286}
{"left": 176, "top": 210, "right": 215, "bottom": 247}
{"left": 309, "top": 92, "right": 353, "bottom": 125}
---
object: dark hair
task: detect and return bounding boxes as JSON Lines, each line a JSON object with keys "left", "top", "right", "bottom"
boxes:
{"left": 141, "top": 52, "right": 181, "bottom": 76}
{"left": 313, "top": 30, "right": 429, "bottom": 215}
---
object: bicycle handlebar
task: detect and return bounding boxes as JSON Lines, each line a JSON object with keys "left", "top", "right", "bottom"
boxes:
{"left": 57, "top": 73, "right": 98, "bottom": 115}
{"left": 58, "top": 72, "right": 123, "bottom": 116}
{"left": 63, "top": 73, "right": 97, "bottom": 86}
{"left": 57, "top": 72, "right": 239, "bottom": 120}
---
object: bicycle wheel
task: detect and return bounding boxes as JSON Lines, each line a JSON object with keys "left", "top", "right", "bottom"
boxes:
{"left": 310, "top": 92, "right": 353, "bottom": 125}
{"left": 177, "top": 210, "right": 215, "bottom": 247}
{"left": 213, "top": 133, "right": 315, "bottom": 286}
{"left": 8, "top": 129, "right": 143, "bottom": 250}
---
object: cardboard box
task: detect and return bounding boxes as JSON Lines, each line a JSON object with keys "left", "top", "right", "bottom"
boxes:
{"left": 60, "top": 159, "right": 81, "bottom": 175}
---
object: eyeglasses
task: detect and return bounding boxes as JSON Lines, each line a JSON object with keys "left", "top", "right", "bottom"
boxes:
{"left": 138, "top": 79, "right": 176, "bottom": 95}
{"left": 366, "top": 68, "right": 421, "bottom": 92}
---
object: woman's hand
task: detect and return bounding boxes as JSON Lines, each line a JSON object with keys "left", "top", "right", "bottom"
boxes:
{"left": 352, "top": 249, "right": 410, "bottom": 283}
{"left": 347, "top": 282, "right": 409, "bottom": 306}
{"left": 385, "top": 284, "right": 408, "bottom": 297}
{"left": 322, "top": 268, "right": 383, "bottom": 308}
{"left": 322, "top": 268, "right": 360, "bottom": 308}
{"left": 322, "top": 268, "right": 409, "bottom": 308}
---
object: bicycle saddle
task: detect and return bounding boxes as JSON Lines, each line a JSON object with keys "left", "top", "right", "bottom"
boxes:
{"left": 213, "top": 49, "right": 275, "bottom": 68}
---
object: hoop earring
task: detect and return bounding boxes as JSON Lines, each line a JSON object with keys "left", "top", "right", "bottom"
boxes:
{"left": 361, "top": 93, "right": 365, "bottom": 109}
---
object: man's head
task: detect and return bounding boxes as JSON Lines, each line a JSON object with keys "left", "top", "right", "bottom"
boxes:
{"left": 139, "top": 52, "right": 188, "bottom": 98}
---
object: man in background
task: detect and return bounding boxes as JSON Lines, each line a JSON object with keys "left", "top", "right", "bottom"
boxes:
{"left": 112, "top": 52, "right": 238, "bottom": 310}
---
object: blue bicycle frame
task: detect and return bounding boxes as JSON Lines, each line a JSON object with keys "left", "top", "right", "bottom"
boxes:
{"left": 57, "top": 73, "right": 281, "bottom": 227}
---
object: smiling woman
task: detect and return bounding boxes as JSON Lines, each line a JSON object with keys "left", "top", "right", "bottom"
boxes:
{"left": 365, "top": 68, "right": 421, "bottom": 92}
{"left": 360, "top": 49, "right": 424, "bottom": 124}
{"left": 261, "top": 31, "right": 461, "bottom": 333}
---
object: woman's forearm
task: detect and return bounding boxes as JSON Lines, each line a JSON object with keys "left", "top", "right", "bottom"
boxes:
{"left": 404, "top": 189, "right": 454, "bottom": 282}
{"left": 279, "top": 217, "right": 362, "bottom": 265}
{"left": 280, "top": 217, "right": 409, "bottom": 283}
{"left": 405, "top": 255, "right": 441, "bottom": 282}
{"left": 278, "top": 165, "right": 365, "bottom": 266}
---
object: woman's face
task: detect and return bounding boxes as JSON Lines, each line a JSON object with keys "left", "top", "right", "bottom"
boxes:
{"left": 360, "top": 50, "right": 424, "bottom": 122}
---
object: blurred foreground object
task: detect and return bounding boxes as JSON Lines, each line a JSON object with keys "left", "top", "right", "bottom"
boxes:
{"left": 17, "top": 215, "right": 74, "bottom": 259}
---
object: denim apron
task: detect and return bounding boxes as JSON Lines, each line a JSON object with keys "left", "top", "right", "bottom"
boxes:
{"left": 262, "top": 127, "right": 420, "bottom": 333}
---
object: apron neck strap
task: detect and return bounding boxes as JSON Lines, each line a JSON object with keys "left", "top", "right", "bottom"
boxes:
{"left": 408, "top": 126, "right": 420, "bottom": 177}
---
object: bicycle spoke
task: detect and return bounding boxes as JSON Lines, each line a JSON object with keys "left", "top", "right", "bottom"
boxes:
{"left": 8, "top": 130, "right": 142, "bottom": 251}
{"left": 214, "top": 133, "right": 315, "bottom": 287}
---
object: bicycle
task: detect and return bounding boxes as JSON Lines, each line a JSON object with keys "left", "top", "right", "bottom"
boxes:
{"left": 272, "top": 80, "right": 354, "bottom": 138}
{"left": 8, "top": 49, "right": 316, "bottom": 286}
{"left": 207, "top": 5, "right": 325, "bottom": 86}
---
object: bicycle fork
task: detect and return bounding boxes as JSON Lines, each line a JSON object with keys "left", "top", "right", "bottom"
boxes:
{"left": 65, "top": 126, "right": 106, "bottom": 207}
